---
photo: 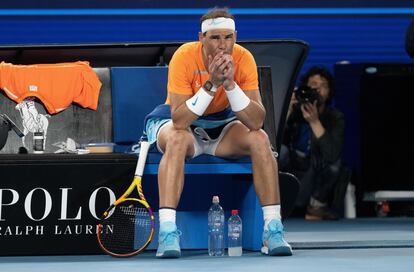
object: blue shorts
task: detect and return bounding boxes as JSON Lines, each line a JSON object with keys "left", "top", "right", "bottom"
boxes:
{"left": 143, "top": 104, "right": 238, "bottom": 158}
{"left": 155, "top": 119, "right": 240, "bottom": 158}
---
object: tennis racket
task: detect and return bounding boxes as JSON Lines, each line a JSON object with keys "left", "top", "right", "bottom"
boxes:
{"left": 97, "top": 141, "right": 154, "bottom": 257}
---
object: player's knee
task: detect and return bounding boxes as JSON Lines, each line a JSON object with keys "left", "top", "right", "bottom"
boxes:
{"left": 165, "top": 130, "right": 193, "bottom": 153}
{"left": 247, "top": 130, "right": 271, "bottom": 151}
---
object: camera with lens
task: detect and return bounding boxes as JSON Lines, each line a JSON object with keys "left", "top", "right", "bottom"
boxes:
{"left": 294, "top": 85, "right": 319, "bottom": 105}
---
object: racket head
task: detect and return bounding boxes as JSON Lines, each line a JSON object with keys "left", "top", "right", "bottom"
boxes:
{"left": 97, "top": 199, "right": 155, "bottom": 257}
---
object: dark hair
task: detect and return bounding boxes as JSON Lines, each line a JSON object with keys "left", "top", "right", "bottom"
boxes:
{"left": 299, "top": 66, "right": 335, "bottom": 102}
{"left": 200, "top": 7, "right": 234, "bottom": 24}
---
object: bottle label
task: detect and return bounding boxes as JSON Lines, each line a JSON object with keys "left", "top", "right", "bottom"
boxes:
{"left": 229, "top": 226, "right": 241, "bottom": 237}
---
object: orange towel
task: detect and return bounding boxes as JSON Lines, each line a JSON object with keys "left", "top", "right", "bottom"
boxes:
{"left": 0, "top": 61, "right": 102, "bottom": 114}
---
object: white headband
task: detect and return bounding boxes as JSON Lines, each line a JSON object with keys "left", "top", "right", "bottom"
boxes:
{"left": 201, "top": 17, "right": 236, "bottom": 33}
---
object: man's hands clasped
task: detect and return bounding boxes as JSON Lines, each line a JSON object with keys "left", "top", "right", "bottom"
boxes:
{"left": 208, "top": 52, "right": 235, "bottom": 90}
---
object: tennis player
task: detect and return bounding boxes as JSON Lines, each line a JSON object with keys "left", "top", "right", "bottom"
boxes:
{"left": 145, "top": 7, "right": 292, "bottom": 258}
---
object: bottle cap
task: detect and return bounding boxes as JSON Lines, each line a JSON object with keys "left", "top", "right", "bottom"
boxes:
{"left": 231, "top": 209, "right": 238, "bottom": 215}
{"left": 212, "top": 196, "right": 219, "bottom": 204}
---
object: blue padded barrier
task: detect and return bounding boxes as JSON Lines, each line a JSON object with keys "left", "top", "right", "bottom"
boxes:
{"left": 141, "top": 172, "right": 263, "bottom": 250}
{"left": 111, "top": 66, "right": 169, "bottom": 145}
{"left": 110, "top": 66, "right": 262, "bottom": 250}
{"left": 145, "top": 153, "right": 252, "bottom": 174}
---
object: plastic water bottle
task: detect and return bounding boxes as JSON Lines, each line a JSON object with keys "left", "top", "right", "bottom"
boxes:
{"left": 228, "top": 209, "right": 242, "bottom": 256}
{"left": 208, "top": 195, "right": 224, "bottom": 256}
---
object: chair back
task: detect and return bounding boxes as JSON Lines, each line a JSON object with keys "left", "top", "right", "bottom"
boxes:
{"left": 243, "top": 40, "right": 309, "bottom": 153}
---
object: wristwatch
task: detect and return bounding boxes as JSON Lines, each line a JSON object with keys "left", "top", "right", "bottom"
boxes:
{"left": 203, "top": 80, "right": 217, "bottom": 93}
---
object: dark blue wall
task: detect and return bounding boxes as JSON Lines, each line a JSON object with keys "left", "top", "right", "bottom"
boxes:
{"left": 0, "top": 0, "right": 411, "bottom": 8}
{"left": 1, "top": 7, "right": 413, "bottom": 74}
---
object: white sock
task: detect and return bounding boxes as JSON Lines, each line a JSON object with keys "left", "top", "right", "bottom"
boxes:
{"left": 262, "top": 205, "right": 281, "bottom": 230}
{"left": 159, "top": 208, "right": 176, "bottom": 225}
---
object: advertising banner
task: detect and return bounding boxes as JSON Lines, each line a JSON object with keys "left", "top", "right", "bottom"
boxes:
{"left": 0, "top": 154, "right": 139, "bottom": 255}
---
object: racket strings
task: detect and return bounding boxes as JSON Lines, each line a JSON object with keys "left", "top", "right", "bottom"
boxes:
{"left": 99, "top": 202, "right": 153, "bottom": 255}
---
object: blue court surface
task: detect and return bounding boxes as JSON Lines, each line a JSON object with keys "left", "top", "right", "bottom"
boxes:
{"left": 1, "top": 218, "right": 413, "bottom": 272}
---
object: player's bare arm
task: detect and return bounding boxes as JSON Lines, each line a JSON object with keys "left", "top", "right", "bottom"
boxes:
{"left": 233, "top": 90, "right": 266, "bottom": 131}
{"left": 169, "top": 92, "right": 198, "bottom": 130}
{"left": 220, "top": 54, "right": 265, "bottom": 130}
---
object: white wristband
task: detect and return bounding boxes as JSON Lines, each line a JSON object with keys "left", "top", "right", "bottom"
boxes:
{"left": 225, "top": 83, "right": 251, "bottom": 112}
{"left": 185, "top": 88, "right": 213, "bottom": 116}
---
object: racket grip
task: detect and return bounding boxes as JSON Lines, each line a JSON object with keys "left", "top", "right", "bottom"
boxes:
{"left": 135, "top": 141, "right": 150, "bottom": 176}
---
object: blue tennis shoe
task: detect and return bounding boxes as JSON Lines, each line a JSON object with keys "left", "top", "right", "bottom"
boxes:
{"left": 261, "top": 219, "right": 293, "bottom": 256}
{"left": 156, "top": 221, "right": 182, "bottom": 258}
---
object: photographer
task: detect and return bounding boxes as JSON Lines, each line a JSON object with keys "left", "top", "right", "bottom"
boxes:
{"left": 279, "top": 66, "right": 345, "bottom": 220}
